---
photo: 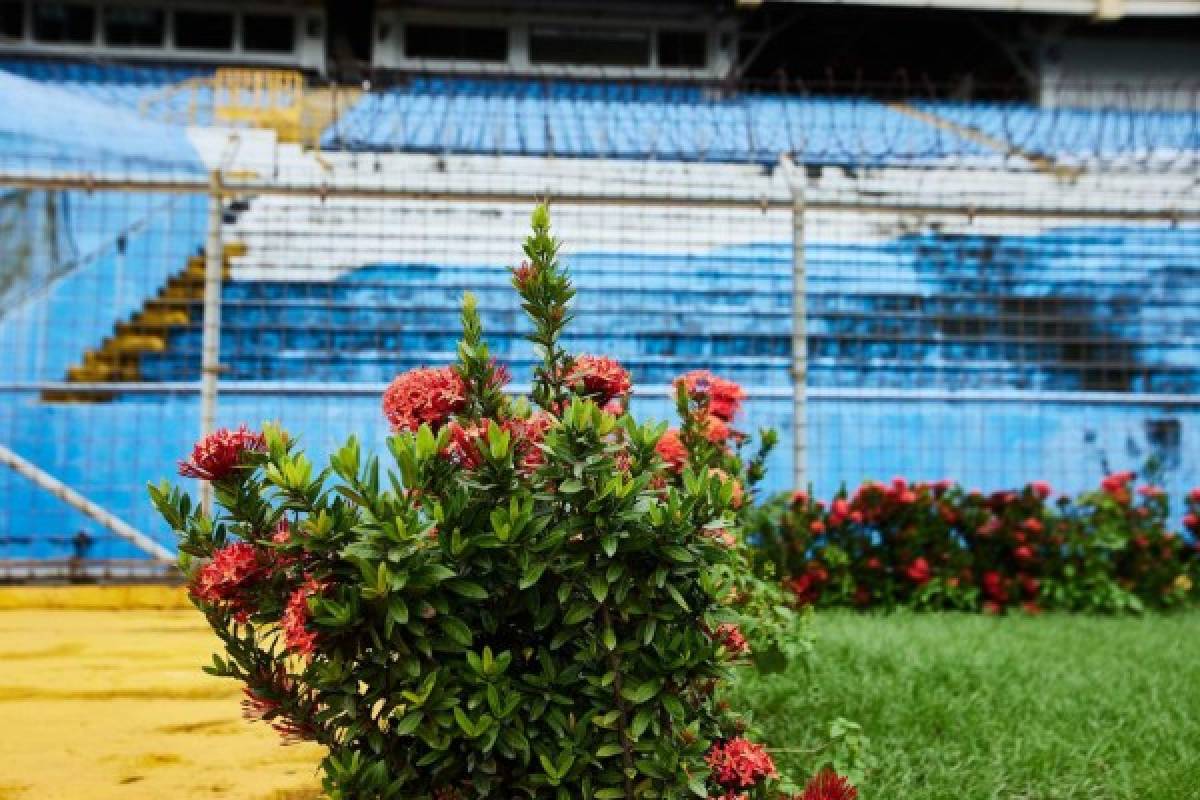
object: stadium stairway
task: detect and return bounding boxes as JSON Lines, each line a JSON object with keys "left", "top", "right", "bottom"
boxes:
{"left": 46, "top": 241, "right": 246, "bottom": 402}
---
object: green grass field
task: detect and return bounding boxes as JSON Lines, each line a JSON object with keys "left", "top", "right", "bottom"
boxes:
{"left": 735, "top": 611, "right": 1200, "bottom": 800}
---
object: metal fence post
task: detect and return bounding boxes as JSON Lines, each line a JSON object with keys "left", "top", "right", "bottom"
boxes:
{"left": 199, "top": 172, "right": 224, "bottom": 515}
{"left": 782, "top": 157, "right": 808, "bottom": 490}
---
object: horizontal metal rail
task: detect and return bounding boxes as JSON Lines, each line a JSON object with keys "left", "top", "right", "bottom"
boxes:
{"left": 2, "top": 171, "right": 1199, "bottom": 220}
{"left": 7, "top": 381, "right": 1200, "bottom": 406}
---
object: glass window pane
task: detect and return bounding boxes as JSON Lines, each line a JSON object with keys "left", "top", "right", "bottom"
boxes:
{"left": 104, "top": 6, "right": 164, "bottom": 47}
{"left": 243, "top": 12, "right": 294, "bottom": 53}
{"left": 658, "top": 29, "right": 706, "bottom": 68}
{"left": 0, "top": 2, "right": 23, "bottom": 40}
{"left": 174, "top": 10, "right": 233, "bottom": 50}
{"left": 32, "top": 2, "right": 94, "bottom": 44}
{"left": 530, "top": 25, "right": 650, "bottom": 67}
{"left": 405, "top": 23, "right": 507, "bottom": 62}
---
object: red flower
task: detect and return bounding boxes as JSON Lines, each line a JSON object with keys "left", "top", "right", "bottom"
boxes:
{"left": 792, "top": 490, "right": 809, "bottom": 506}
{"left": 504, "top": 412, "right": 554, "bottom": 474}
{"left": 1029, "top": 480, "right": 1052, "bottom": 499}
{"left": 512, "top": 260, "right": 535, "bottom": 289}
{"left": 710, "top": 623, "right": 751, "bottom": 657}
{"left": 282, "top": 577, "right": 322, "bottom": 657}
{"left": 982, "top": 571, "right": 1008, "bottom": 604}
{"left": 785, "top": 565, "right": 828, "bottom": 606}
{"left": 1022, "top": 517, "right": 1044, "bottom": 535}
{"left": 699, "top": 412, "right": 733, "bottom": 444}
{"left": 798, "top": 769, "right": 858, "bottom": 800}
{"left": 675, "top": 370, "right": 745, "bottom": 422}
{"left": 382, "top": 367, "right": 467, "bottom": 433}
{"left": 655, "top": 428, "right": 688, "bottom": 472}
{"left": 905, "top": 557, "right": 932, "bottom": 585}
{"left": 1020, "top": 575, "right": 1040, "bottom": 599}
{"left": 442, "top": 420, "right": 492, "bottom": 470}
{"left": 565, "top": 355, "right": 631, "bottom": 405}
{"left": 1137, "top": 484, "right": 1165, "bottom": 499}
{"left": 809, "top": 520, "right": 826, "bottom": 535}
{"left": 1184, "top": 513, "right": 1198, "bottom": 532}
{"left": 1101, "top": 472, "right": 1134, "bottom": 504}
{"left": 190, "top": 541, "right": 267, "bottom": 622}
{"left": 179, "top": 425, "right": 266, "bottom": 481}
{"left": 705, "top": 737, "right": 777, "bottom": 789}
{"left": 1013, "top": 545, "right": 1035, "bottom": 563}
{"left": 1189, "top": 488, "right": 1200, "bottom": 503}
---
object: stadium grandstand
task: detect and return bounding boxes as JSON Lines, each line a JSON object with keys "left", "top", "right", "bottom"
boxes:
{"left": 0, "top": 0, "right": 1198, "bottom": 573}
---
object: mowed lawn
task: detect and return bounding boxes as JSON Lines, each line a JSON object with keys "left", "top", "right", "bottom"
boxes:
{"left": 1, "top": 595, "right": 1199, "bottom": 799}
{"left": 735, "top": 610, "right": 1200, "bottom": 800}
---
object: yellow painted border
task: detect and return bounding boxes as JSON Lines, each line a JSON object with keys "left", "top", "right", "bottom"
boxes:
{"left": 0, "top": 585, "right": 191, "bottom": 611}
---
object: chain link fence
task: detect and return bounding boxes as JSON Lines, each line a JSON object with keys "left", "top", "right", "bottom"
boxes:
{"left": 1, "top": 68, "right": 1199, "bottom": 566}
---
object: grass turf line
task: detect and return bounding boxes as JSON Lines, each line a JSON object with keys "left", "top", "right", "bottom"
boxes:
{"left": 733, "top": 611, "right": 1200, "bottom": 800}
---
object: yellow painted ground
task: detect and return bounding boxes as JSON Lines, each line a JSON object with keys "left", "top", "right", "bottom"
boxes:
{"left": 0, "top": 604, "right": 324, "bottom": 799}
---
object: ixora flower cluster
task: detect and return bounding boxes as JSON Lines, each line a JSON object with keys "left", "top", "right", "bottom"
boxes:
{"left": 152, "top": 206, "right": 854, "bottom": 800}
{"left": 754, "top": 475, "right": 1199, "bottom": 614}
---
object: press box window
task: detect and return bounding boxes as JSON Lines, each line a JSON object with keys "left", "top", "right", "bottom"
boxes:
{"left": 657, "top": 30, "right": 706, "bottom": 68}
{"left": 32, "top": 2, "right": 94, "bottom": 43}
{"left": 405, "top": 23, "right": 508, "bottom": 61}
{"left": 0, "top": 2, "right": 22, "bottom": 39}
{"left": 243, "top": 13, "right": 294, "bottom": 53}
{"left": 174, "top": 10, "right": 233, "bottom": 50}
{"left": 530, "top": 26, "right": 650, "bottom": 67}
{"left": 104, "top": 6, "right": 164, "bottom": 47}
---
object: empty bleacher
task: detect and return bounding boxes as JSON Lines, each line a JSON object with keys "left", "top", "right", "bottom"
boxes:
{"left": 324, "top": 76, "right": 1200, "bottom": 167}
{"left": 3, "top": 62, "right": 1200, "bottom": 560}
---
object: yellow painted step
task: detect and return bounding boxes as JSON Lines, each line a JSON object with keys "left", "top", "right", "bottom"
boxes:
{"left": 106, "top": 333, "right": 166, "bottom": 353}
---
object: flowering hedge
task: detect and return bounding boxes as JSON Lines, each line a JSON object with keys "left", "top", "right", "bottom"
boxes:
{"left": 753, "top": 475, "right": 1199, "bottom": 614}
{"left": 151, "top": 206, "right": 858, "bottom": 800}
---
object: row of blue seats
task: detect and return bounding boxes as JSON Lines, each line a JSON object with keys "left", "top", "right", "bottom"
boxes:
{"left": 157, "top": 331, "right": 1178, "bottom": 367}
{"left": 136, "top": 351, "right": 1199, "bottom": 393}
{"left": 325, "top": 77, "right": 1200, "bottom": 162}
{"left": 228, "top": 277, "right": 1200, "bottom": 304}
{"left": 209, "top": 303, "right": 1198, "bottom": 338}
{"left": 182, "top": 307, "right": 1200, "bottom": 347}
{"left": 0, "top": 58, "right": 207, "bottom": 85}
{"left": 325, "top": 91, "right": 989, "bottom": 163}
{"left": 918, "top": 101, "right": 1200, "bottom": 159}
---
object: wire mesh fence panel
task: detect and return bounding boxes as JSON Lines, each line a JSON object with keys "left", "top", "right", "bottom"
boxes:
{"left": 803, "top": 167, "right": 1200, "bottom": 501}
{"left": 2, "top": 65, "right": 1200, "bottom": 564}
{"left": 0, "top": 188, "right": 208, "bottom": 560}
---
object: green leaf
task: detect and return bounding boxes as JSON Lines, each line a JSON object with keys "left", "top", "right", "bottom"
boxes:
{"left": 440, "top": 616, "right": 474, "bottom": 647}
{"left": 519, "top": 561, "right": 547, "bottom": 590}
{"left": 601, "top": 534, "right": 617, "bottom": 558}
{"left": 662, "top": 545, "right": 693, "bottom": 563}
{"left": 454, "top": 706, "right": 477, "bottom": 737}
{"left": 394, "top": 711, "right": 423, "bottom": 735}
{"left": 446, "top": 579, "right": 489, "bottom": 600}
{"left": 588, "top": 574, "right": 609, "bottom": 603}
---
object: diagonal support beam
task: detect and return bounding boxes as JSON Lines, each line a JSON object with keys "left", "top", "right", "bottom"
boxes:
{"left": 0, "top": 442, "right": 175, "bottom": 563}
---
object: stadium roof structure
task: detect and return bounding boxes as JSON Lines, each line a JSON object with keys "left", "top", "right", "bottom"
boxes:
{"left": 761, "top": 0, "right": 1200, "bottom": 17}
